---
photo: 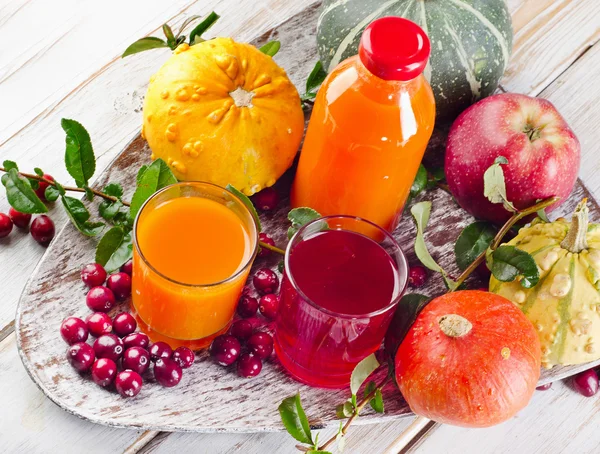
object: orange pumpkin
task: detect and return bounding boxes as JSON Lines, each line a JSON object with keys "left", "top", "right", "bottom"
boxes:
{"left": 142, "top": 38, "right": 305, "bottom": 195}
{"left": 395, "top": 291, "right": 541, "bottom": 427}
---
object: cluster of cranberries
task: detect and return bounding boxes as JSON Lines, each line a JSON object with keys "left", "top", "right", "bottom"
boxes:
{"left": 209, "top": 267, "right": 280, "bottom": 377}
{"left": 61, "top": 261, "right": 194, "bottom": 397}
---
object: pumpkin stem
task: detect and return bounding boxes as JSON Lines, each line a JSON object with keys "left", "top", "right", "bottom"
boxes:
{"left": 561, "top": 199, "right": 589, "bottom": 253}
{"left": 438, "top": 314, "right": 472, "bottom": 338}
{"left": 229, "top": 86, "right": 254, "bottom": 108}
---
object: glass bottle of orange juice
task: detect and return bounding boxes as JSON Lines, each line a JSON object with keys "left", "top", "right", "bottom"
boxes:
{"left": 292, "top": 17, "right": 435, "bottom": 231}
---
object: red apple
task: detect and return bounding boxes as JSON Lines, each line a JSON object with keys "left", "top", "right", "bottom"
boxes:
{"left": 445, "top": 93, "right": 580, "bottom": 224}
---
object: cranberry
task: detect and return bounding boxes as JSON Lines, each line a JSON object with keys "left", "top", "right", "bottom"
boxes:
{"left": 154, "top": 358, "right": 183, "bottom": 387}
{"left": 30, "top": 215, "right": 55, "bottom": 246}
{"left": 258, "top": 233, "right": 275, "bottom": 258}
{"left": 237, "top": 295, "right": 259, "bottom": 318}
{"left": 259, "top": 294, "right": 279, "bottom": 320}
{"left": 122, "top": 347, "right": 150, "bottom": 375}
{"left": 60, "top": 316, "right": 88, "bottom": 344}
{"left": 107, "top": 272, "right": 132, "bottom": 300}
{"left": 8, "top": 208, "right": 31, "bottom": 229}
{"left": 86, "top": 286, "right": 115, "bottom": 312}
{"left": 247, "top": 332, "right": 273, "bottom": 360}
{"left": 536, "top": 383, "right": 552, "bottom": 391}
{"left": 120, "top": 259, "right": 133, "bottom": 276}
{"left": 230, "top": 319, "right": 253, "bottom": 341}
{"left": 86, "top": 312, "right": 113, "bottom": 337}
{"left": 149, "top": 342, "right": 172, "bottom": 362}
{"left": 123, "top": 332, "right": 150, "bottom": 350}
{"left": 34, "top": 174, "right": 55, "bottom": 201}
{"left": 91, "top": 358, "right": 117, "bottom": 387}
{"left": 93, "top": 334, "right": 124, "bottom": 361}
{"left": 81, "top": 263, "right": 107, "bottom": 288}
{"left": 252, "top": 187, "right": 279, "bottom": 211}
{"left": 408, "top": 266, "right": 428, "bottom": 287}
{"left": 0, "top": 213, "right": 13, "bottom": 238}
{"left": 66, "top": 342, "right": 95, "bottom": 372}
{"left": 115, "top": 370, "right": 143, "bottom": 397}
{"left": 172, "top": 346, "right": 194, "bottom": 369}
{"left": 112, "top": 313, "right": 137, "bottom": 337}
{"left": 237, "top": 353, "right": 262, "bottom": 378}
{"left": 253, "top": 268, "right": 279, "bottom": 295}
{"left": 209, "top": 335, "right": 241, "bottom": 366}
{"left": 476, "top": 261, "right": 492, "bottom": 280}
{"left": 573, "top": 369, "right": 599, "bottom": 397}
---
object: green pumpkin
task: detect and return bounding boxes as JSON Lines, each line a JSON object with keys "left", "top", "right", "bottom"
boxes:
{"left": 316, "top": 0, "right": 513, "bottom": 120}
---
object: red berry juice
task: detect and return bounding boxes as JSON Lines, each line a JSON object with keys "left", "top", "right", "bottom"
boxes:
{"left": 274, "top": 229, "right": 403, "bottom": 388}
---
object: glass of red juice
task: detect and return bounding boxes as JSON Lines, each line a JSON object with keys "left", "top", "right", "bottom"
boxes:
{"left": 274, "top": 215, "right": 408, "bottom": 388}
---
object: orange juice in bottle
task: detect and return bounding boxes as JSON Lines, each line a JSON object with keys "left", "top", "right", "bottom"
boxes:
{"left": 292, "top": 17, "right": 435, "bottom": 231}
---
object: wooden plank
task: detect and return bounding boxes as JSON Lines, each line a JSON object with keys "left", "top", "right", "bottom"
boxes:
{"left": 0, "top": 333, "right": 144, "bottom": 452}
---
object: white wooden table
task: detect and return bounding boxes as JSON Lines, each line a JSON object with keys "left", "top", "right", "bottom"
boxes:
{"left": 1, "top": 0, "right": 599, "bottom": 452}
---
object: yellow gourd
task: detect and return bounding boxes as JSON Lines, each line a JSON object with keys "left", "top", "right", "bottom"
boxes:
{"left": 142, "top": 38, "right": 305, "bottom": 195}
{"left": 491, "top": 200, "right": 600, "bottom": 368}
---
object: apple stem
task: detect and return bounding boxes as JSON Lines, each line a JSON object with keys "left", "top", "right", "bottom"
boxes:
{"left": 561, "top": 199, "right": 589, "bottom": 253}
{"left": 439, "top": 314, "right": 472, "bottom": 337}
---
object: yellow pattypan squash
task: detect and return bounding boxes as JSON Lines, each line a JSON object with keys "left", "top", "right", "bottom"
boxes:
{"left": 142, "top": 38, "right": 305, "bottom": 195}
{"left": 491, "top": 200, "right": 600, "bottom": 368}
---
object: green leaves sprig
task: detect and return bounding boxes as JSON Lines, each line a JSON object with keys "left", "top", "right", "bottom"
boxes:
{"left": 301, "top": 61, "right": 328, "bottom": 103}
{"left": 287, "top": 207, "right": 321, "bottom": 239}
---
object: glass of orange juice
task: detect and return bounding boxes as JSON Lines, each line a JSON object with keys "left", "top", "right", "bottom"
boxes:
{"left": 131, "top": 182, "right": 258, "bottom": 350}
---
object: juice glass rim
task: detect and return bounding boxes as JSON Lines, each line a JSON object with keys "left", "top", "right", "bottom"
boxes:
{"left": 133, "top": 181, "right": 259, "bottom": 288}
{"left": 284, "top": 215, "right": 409, "bottom": 319}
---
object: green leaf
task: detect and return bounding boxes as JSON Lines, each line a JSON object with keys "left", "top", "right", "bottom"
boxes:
{"left": 364, "top": 380, "right": 376, "bottom": 398}
{"left": 129, "top": 159, "right": 177, "bottom": 221}
{"left": 53, "top": 180, "right": 66, "bottom": 195}
{"left": 226, "top": 184, "right": 262, "bottom": 232}
{"left": 44, "top": 186, "right": 60, "bottom": 202}
{"left": 162, "top": 24, "right": 176, "bottom": 48}
{"left": 189, "top": 11, "right": 220, "bottom": 44}
{"left": 259, "top": 41, "right": 281, "bottom": 57}
{"left": 426, "top": 167, "right": 446, "bottom": 189}
{"left": 370, "top": 389, "right": 384, "bottom": 413}
{"left": 176, "top": 15, "right": 203, "bottom": 36}
{"left": 305, "top": 61, "right": 327, "bottom": 95}
{"left": 537, "top": 207, "right": 550, "bottom": 222}
{"left": 278, "top": 261, "right": 285, "bottom": 273}
{"left": 335, "top": 399, "right": 354, "bottom": 419}
{"left": 84, "top": 186, "right": 94, "bottom": 201}
{"left": 62, "top": 118, "right": 95, "bottom": 188}
{"left": 491, "top": 245, "right": 540, "bottom": 288}
{"left": 287, "top": 207, "right": 322, "bottom": 238}
{"left": 122, "top": 37, "right": 169, "bottom": 58}
{"left": 2, "top": 169, "right": 47, "bottom": 214}
{"left": 350, "top": 353, "right": 379, "bottom": 397}
{"left": 61, "top": 195, "right": 104, "bottom": 236}
{"left": 28, "top": 178, "right": 39, "bottom": 190}
{"left": 384, "top": 294, "right": 430, "bottom": 357}
{"left": 33, "top": 167, "right": 44, "bottom": 177}
{"left": 483, "top": 156, "right": 516, "bottom": 213}
{"left": 410, "top": 165, "right": 427, "bottom": 198}
{"left": 105, "top": 232, "right": 133, "bottom": 272}
{"left": 99, "top": 199, "right": 124, "bottom": 221}
{"left": 96, "top": 227, "right": 133, "bottom": 272}
{"left": 137, "top": 165, "right": 149, "bottom": 183}
{"left": 103, "top": 183, "right": 123, "bottom": 198}
{"left": 278, "top": 393, "right": 313, "bottom": 445}
{"left": 454, "top": 222, "right": 496, "bottom": 271}
{"left": 3, "top": 160, "right": 18, "bottom": 171}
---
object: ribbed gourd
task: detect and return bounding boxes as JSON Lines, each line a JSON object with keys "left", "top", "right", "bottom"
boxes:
{"left": 491, "top": 200, "right": 600, "bottom": 368}
{"left": 316, "top": 0, "right": 513, "bottom": 120}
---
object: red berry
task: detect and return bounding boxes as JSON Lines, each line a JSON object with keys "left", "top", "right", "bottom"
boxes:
{"left": 34, "top": 174, "right": 54, "bottom": 201}
{"left": 237, "top": 295, "right": 259, "bottom": 318}
{"left": 8, "top": 208, "right": 31, "bottom": 229}
{"left": 120, "top": 259, "right": 133, "bottom": 276}
{"left": 81, "top": 263, "right": 107, "bottom": 288}
{"left": 172, "top": 346, "right": 195, "bottom": 369}
{"left": 237, "top": 353, "right": 262, "bottom": 378}
{"left": 112, "top": 312, "right": 137, "bottom": 337}
{"left": 253, "top": 268, "right": 279, "bottom": 295}
{"left": 258, "top": 233, "right": 275, "bottom": 258}
{"left": 91, "top": 358, "right": 117, "bottom": 387}
{"left": 536, "top": 383, "right": 552, "bottom": 391}
{"left": 247, "top": 332, "right": 273, "bottom": 360}
{"left": 154, "top": 358, "right": 183, "bottom": 387}
{"left": 107, "top": 272, "right": 132, "bottom": 300}
{"left": 115, "top": 370, "right": 143, "bottom": 397}
{"left": 252, "top": 187, "right": 279, "bottom": 211}
{"left": 86, "top": 286, "right": 115, "bottom": 312}
{"left": 476, "top": 261, "right": 492, "bottom": 280}
{"left": 573, "top": 369, "right": 599, "bottom": 397}
{"left": 0, "top": 213, "right": 13, "bottom": 238}
{"left": 93, "top": 334, "right": 124, "bottom": 361}
{"left": 149, "top": 342, "right": 172, "bottom": 362}
{"left": 66, "top": 342, "right": 95, "bottom": 372}
{"left": 60, "top": 316, "right": 88, "bottom": 345}
{"left": 30, "top": 215, "right": 55, "bottom": 246}
{"left": 408, "top": 266, "right": 428, "bottom": 287}
{"left": 86, "top": 312, "right": 113, "bottom": 337}
{"left": 230, "top": 319, "right": 253, "bottom": 341}
{"left": 122, "top": 347, "right": 151, "bottom": 375}
{"left": 209, "top": 335, "right": 241, "bottom": 366}
{"left": 123, "top": 332, "right": 150, "bottom": 350}
{"left": 259, "top": 294, "right": 279, "bottom": 320}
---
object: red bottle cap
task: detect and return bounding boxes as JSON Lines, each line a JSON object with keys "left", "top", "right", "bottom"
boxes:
{"left": 358, "top": 17, "right": 431, "bottom": 81}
